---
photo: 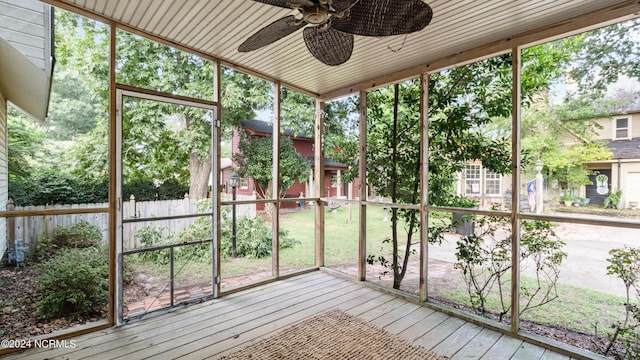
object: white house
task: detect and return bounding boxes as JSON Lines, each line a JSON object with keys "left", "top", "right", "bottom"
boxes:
{"left": 0, "top": 0, "right": 54, "bottom": 260}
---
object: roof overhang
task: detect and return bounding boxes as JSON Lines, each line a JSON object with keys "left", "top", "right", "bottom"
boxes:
{"left": 0, "top": 36, "right": 51, "bottom": 121}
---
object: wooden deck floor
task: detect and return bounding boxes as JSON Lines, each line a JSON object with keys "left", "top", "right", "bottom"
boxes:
{"left": 6, "top": 271, "right": 576, "bottom": 360}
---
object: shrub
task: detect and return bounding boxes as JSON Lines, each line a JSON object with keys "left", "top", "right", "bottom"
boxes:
{"left": 222, "top": 215, "right": 300, "bottom": 259}
{"left": 35, "top": 236, "right": 58, "bottom": 262}
{"left": 52, "top": 220, "right": 102, "bottom": 248}
{"left": 172, "top": 205, "right": 301, "bottom": 261}
{"left": 36, "top": 247, "right": 108, "bottom": 320}
{"left": 123, "top": 178, "right": 189, "bottom": 201}
{"left": 132, "top": 218, "right": 212, "bottom": 265}
{"left": 172, "top": 201, "right": 215, "bottom": 263}
{"left": 597, "top": 246, "right": 640, "bottom": 359}
{"left": 175, "top": 241, "right": 212, "bottom": 263}
{"left": 454, "top": 214, "right": 566, "bottom": 321}
{"left": 10, "top": 170, "right": 109, "bottom": 206}
{"left": 604, "top": 189, "right": 623, "bottom": 209}
{"left": 35, "top": 220, "right": 103, "bottom": 261}
{"left": 134, "top": 226, "right": 169, "bottom": 265}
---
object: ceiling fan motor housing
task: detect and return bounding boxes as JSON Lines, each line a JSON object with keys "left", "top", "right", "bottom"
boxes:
{"left": 303, "top": 6, "right": 330, "bottom": 24}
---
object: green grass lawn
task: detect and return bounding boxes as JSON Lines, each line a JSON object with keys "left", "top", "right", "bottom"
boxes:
{"left": 279, "top": 205, "right": 411, "bottom": 269}
{"left": 431, "top": 275, "right": 630, "bottom": 335}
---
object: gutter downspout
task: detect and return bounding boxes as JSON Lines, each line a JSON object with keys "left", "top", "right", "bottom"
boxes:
{"left": 617, "top": 159, "right": 621, "bottom": 190}
{"left": 43, "top": 6, "right": 56, "bottom": 122}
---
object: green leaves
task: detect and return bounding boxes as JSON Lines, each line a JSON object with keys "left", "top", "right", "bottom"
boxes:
{"left": 607, "top": 247, "right": 640, "bottom": 289}
{"left": 454, "top": 217, "right": 566, "bottom": 320}
{"left": 568, "top": 19, "right": 640, "bottom": 96}
{"left": 37, "top": 247, "right": 108, "bottom": 320}
{"left": 604, "top": 189, "right": 623, "bottom": 209}
{"left": 603, "top": 246, "right": 640, "bottom": 358}
{"left": 221, "top": 67, "right": 271, "bottom": 126}
{"left": 233, "top": 133, "right": 310, "bottom": 197}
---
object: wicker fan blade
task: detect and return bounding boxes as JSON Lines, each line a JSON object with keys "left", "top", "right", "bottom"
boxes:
{"left": 332, "top": 0, "right": 360, "bottom": 12}
{"left": 239, "top": 15, "right": 307, "bottom": 52}
{"left": 252, "top": 0, "right": 314, "bottom": 8}
{"left": 333, "top": 0, "right": 433, "bottom": 36}
{"left": 303, "top": 27, "right": 354, "bottom": 66}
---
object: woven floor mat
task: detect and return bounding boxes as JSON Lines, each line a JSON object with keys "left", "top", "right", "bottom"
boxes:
{"left": 214, "top": 309, "right": 449, "bottom": 359}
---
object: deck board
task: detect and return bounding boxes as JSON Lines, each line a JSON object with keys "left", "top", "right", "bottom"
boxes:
{"left": 539, "top": 351, "right": 572, "bottom": 360}
{"left": 180, "top": 286, "right": 374, "bottom": 359}
{"left": 511, "top": 341, "right": 547, "bottom": 360}
{"left": 115, "top": 280, "right": 359, "bottom": 359}
{"left": 452, "top": 327, "right": 503, "bottom": 359}
{"left": 383, "top": 306, "right": 436, "bottom": 335}
{"left": 116, "top": 275, "right": 338, "bottom": 359}
{"left": 481, "top": 335, "right": 525, "bottom": 360}
{"left": 369, "top": 301, "right": 420, "bottom": 328}
{"left": 414, "top": 316, "right": 467, "bottom": 350}
{"left": 4, "top": 271, "right": 581, "bottom": 360}
{"left": 432, "top": 322, "right": 485, "bottom": 358}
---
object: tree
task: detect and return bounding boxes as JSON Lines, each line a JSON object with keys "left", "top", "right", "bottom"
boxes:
{"left": 53, "top": 10, "right": 276, "bottom": 200}
{"left": 46, "top": 74, "right": 99, "bottom": 140}
{"left": 47, "top": 10, "right": 339, "bottom": 203}
{"left": 568, "top": 19, "right": 640, "bottom": 97}
{"left": 7, "top": 108, "right": 46, "bottom": 180}
{"left": 280, "top": 87, "right": 315, "bottom": 135}
{"left": 324, "top": 96, "right": 360, "bottom": 181}
{"left": 360, "top": 39, "right": 584, "bottom": 289}
{"left": 358, "top": 21, "right": 640, "bottom": 289}
{"left": 220, "top": 67, "right": 271, "bottom": 125}
{"left": 7, "top": 108, "right": 47, "bottom": 204}
{"left": 515, "top": 23, "right": 640, "bottom": 190}
{"left": 364, "top": 82, "right": 422, "bottom": 288}
{"left": 520, "top": 96, "right": 613, "bottom": 191}
{"left": 233, "top": 132, "right": 310, "bottom": 199}
{"left": 114, "top": 31, "right": 217, "bottom": 199}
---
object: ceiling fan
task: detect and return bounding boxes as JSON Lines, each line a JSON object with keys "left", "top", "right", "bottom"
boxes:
{"left": 238, "top": 0, "right": 433, "bottom": 66}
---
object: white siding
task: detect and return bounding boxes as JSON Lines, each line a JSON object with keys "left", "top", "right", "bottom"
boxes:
{"left": 592, "top": 113, "right": 640, "bottom": 141}
{"left": 0, "top": 0, "right": 49, "bottom": 71}
{"left": 0, "top": 90, "right": 7, "bottom": 261}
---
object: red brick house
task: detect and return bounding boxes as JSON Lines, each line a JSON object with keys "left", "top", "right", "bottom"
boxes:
{"left": 227, "top": 120, "right": 353, "bottom": 209}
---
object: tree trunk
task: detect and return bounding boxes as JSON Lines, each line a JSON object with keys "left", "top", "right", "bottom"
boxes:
{"left": 189, "top": 153, "right": 211, "bottom": 199}
{"left": 255, "top": 181, "right": 274, "bottom": 219}
{"left": 399, "top": 161, "right": 422, "bottom": 284}
{"left": 183, "top": 109, "right": 212, "bottom": 200}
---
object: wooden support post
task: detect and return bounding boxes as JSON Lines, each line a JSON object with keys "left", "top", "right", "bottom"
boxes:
{"left": 510, "top": 47, "right": 522, "bottom": 334}
{"left": 212, "top": 59, "right": 222, "bottom": 297}
{"left": 272, "top": 82, "right": 281, "bottom": 278}
{"left": 419, "top": 73, "right": 429, "bottom": 302}
{"left": 109, "top": 22, "right": 118, "bottom": 326}
{"left": 128, "top": 194, "right": 136, "bottom": 218}
{"left": 358, "top": 90, "right": 367, "bottom": 281}
{"left": 315, "top": 98, "right": 325, "bottom": 267}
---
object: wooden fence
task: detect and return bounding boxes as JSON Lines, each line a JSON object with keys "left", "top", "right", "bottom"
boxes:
{"left": 9, "top": 193, "right": 256, "bottom": 254}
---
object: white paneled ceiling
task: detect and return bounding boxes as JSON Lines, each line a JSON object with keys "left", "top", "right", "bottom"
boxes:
{"left": 48, "top": 0, "right": 638, "bottom": 98}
